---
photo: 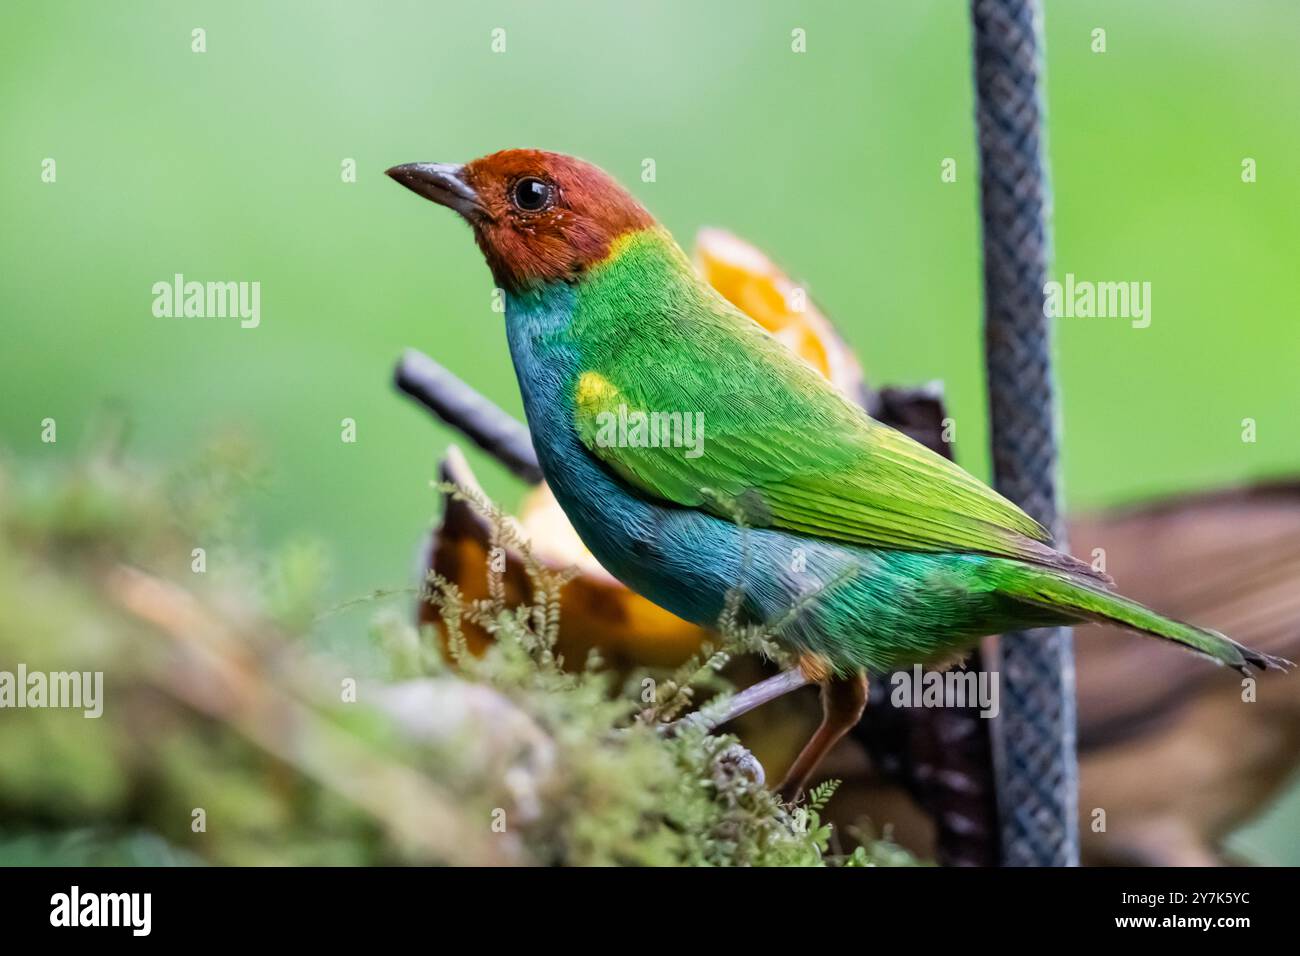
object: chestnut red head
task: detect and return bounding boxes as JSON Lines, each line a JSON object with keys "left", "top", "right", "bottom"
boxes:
{"left": 387, "top": 149, "right": 654, "bottom": 293}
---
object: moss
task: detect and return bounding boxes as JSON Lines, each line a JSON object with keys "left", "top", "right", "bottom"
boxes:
{"left": 0, "top": 444, "right": 919, "bottom": 867}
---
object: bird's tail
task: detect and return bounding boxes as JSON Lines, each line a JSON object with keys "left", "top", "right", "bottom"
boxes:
{"left": 1001, "top": 566, "right": 1292, "bottom": 676}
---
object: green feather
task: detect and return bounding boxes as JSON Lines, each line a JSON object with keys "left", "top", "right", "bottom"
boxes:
{"left": 569, "top": 228, "right": 1095, "bottom": 578}
{"left": 992, "top": 560, "right": 1280, "bottom": 674}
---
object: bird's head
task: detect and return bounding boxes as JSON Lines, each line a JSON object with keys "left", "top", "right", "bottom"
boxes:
{"left": 387, "top": 149, "right": 654, "bottom": 294}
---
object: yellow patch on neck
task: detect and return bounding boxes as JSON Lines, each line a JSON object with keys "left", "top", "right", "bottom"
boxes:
{"left": 592, "top": 225, "right": 677, "bottom": 272}
{"left": 575, "top": 370, "right": 621, "bottom": 411}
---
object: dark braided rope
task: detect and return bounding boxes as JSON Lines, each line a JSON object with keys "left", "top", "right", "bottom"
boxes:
{"left": 970, "top": 0, "right": 1080, "bottom": 866}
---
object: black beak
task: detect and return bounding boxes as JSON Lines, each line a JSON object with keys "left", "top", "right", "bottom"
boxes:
{"left": 385, "top": 162, "right": 488, "bottom": 220}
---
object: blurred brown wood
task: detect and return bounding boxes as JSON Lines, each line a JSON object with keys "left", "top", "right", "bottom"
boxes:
{"left": 1070, "top": 482, "right": 1300, "bottom": 865}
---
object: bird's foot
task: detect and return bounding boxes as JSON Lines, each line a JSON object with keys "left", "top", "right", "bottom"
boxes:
{"left": 776, "top": 670, "right": 869, "bottom": 804}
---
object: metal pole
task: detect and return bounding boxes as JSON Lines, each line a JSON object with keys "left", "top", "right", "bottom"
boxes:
{"left": 970, "top": 0, "right": 1079, "bottom": 866}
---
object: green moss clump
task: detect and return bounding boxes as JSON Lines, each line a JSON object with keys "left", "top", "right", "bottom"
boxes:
{"left": 0, "top": 445, "right": 918, "bottom": 867}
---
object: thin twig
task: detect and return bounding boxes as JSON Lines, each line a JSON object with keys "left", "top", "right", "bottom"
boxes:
{"left": 394, "top": 348, "right": 543, "bottom": 484}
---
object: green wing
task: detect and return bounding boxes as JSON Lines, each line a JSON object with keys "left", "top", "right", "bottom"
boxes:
{"left": 571, "top": 290, "right": 1080, "bottom": 570}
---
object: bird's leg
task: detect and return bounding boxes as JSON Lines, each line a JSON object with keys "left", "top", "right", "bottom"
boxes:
{"left": 777, "top": 670, "right": 869, "bottom": 803}
{"left": 664, "top": 666, "right": 811, "bottom": 735}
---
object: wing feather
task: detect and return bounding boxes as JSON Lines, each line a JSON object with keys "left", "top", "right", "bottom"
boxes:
{"left": 569, "top": 268, "right": 1102, "bottom": 579}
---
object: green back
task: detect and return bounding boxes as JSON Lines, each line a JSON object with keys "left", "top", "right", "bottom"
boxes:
{"left": 566, "top": 229, "right": 1095, "bottom": 573}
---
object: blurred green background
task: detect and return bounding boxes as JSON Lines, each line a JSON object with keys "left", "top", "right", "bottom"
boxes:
{"left": 3, "top": 0, "right": 1297, "bottom": 862}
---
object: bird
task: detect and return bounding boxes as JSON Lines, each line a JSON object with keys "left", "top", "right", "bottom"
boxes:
{"left": 386, "top": 149, "right": 1289, "bottom": 801}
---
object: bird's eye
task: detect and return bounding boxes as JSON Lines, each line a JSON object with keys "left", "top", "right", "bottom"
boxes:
{"left": 511, "top": 177, "right": 553, "bottom": 212}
